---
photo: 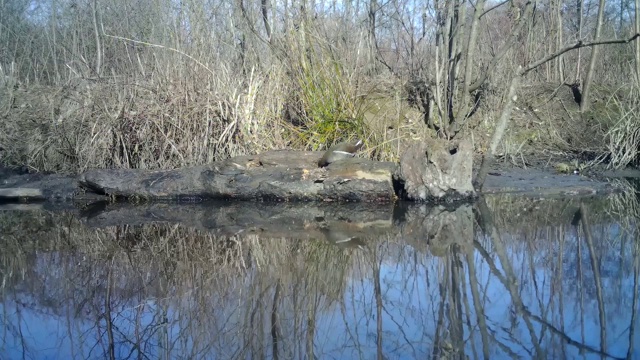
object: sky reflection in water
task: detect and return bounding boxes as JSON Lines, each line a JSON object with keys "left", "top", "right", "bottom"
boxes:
{"left": 0, "top": 196, "right": 638, "bottom": 360}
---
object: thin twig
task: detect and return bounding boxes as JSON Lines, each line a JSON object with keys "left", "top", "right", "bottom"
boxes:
{"left": 523, "top": 34, "right": 640, "bottom": 75}
{"left": 102, "top": 33, "right": 215, "bottom": 76}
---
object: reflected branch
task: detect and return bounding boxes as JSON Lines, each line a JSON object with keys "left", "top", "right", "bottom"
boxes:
{"left": 432, "top": 262, "right": 449, "bottom": 359}
{"left": 373, "top": 255, "right": 384, "bottom": 360}
{"left": 474, "top": 197, "right": 543, "bottom": 357}
{"left": 579, "top": 204, "right": 607, "bottom": 353}
{"left": 1, "top": 198, "right": 637, "bottom": 359}
{"left": 105, "top": 256, "right": 116, "bottom": 360}
{"left": 524, "top": 311, "right": 624, "bottom": 360}
{"left": 465, "top": 249, "right": 490, "bottom": 359}
{"left": 557, "top": 228, "right": 567, "bottom": 359}
{"left": 449, "top": 250, "right": 465, "bottom": 358}
{"left": 474, "top": 239, "right": 625, "bottom": 360}
{"left": 627, "top": 234, "right": 640, "bottom": 360}
{"left": 484, "top": 324, "right": 532, "bottom": 358}
{"left": 271, "top": 281, "right": 281, "bottom": 360}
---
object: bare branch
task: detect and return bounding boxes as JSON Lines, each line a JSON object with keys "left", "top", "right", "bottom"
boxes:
{"left": 522, "top": 34, "right": 640, "bottom": 75}
{"left": 102, "top": 33, "right": 215, "bottom": 76}
{"left": 636, "top": 0, "right": 640, "bottom": 82}
{"left": 480, "top": 0, "right": 510, "bottom": 18}
{"left": 261, "top": 0, "right": 271, "bottom": 43}
{"left": 580, "top": 0, "right": 606, "bottom": 112}
{"left": 238, "top": 0, "right": 271, "bottom": 46}
{"left": 468, "top": 1, "right": 534, "bottom": 93}
{"left": 91, "top": 0, "right": 102, "bottom": 76}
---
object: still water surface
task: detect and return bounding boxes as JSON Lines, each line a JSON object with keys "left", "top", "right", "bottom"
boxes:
{"left": 0, "top": 194, "right": 639, "bottom": 360}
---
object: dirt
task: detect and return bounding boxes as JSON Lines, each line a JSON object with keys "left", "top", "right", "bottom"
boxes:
{"left": 481, "top": 167, "right": 625, "bottom": 197}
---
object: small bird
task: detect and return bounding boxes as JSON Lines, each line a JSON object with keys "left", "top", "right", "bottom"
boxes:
{"left": 317, "top": 140, "right": 363, "bottom": 167}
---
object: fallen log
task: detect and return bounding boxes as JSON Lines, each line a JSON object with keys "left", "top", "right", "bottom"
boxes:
{"left": 79, "top": 151, "right": 399, "bottom": 202}
{"left": 1, "top": 139, "right": 481, "bottom": 203}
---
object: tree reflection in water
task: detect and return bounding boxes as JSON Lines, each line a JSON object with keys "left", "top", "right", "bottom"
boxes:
{"left": 0, "top": 194, "right": 638, "bottom": 359}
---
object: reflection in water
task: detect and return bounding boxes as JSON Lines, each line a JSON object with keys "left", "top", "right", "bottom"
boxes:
{"left": 0, "top": 194, "right": 639, "bottom": 359}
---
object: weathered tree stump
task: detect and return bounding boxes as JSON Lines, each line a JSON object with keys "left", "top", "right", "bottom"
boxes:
{"left": 395, "top": 139, "right": 475, "bottom": 201}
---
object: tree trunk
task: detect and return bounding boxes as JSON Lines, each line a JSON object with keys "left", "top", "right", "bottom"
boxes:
{"left": 580, "top": 0, "right": 605, "bottom": 112}
{"left": 460, "top": 0, "right": 487, "bottom": 114}
{"left": 91, "top": 0, "right": 102, "bottom": 77}
{"left": 51, "top": 0, "right": 60, "bottom": 82}
{"left": 261, "top": 0, "right": 272, "bottom": 43}
{"left": 554, "top": 0, "right": 564, "bottom": 81}
{"left": 368, "top": 0, "right": 378, "bottom": 69}
{"left": 475, "top": 68, "right": 522, "bottom": 191}
{"left": 636, "top": 0, "right": 640, "bottom": 83}
{"left": 575, "top": 0, "right": 583, "bottom": 82}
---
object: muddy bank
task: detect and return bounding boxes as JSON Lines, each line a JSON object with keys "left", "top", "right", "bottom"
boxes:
{"left": 481, "top": 167, "right": 624, "bottom": 197}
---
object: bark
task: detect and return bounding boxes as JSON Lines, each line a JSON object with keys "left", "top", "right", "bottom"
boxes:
{"left": 261, "top": 0, "right": 272, "bottom": 42}
{"left": 636, "top": 0, "right": 640, "bottom": 82}
{"left": 91, "top": 0, "right": 102, "bottom": 76}
{"left": 78, "top": 151, "right": 399, "bottom": 202}
{"left": 460, "top": 0, "right": 487, "bottom": 114}
{"left": 474, "top": 68, "right": 522, "bottom": 191}
{"left": 445, "top": 0, "right": 458, "bottom": 129}
{"left": 446, "top": 0, "right": 467, "bottom": 134}
{"left": 580, "top": 0, "right": 605, "bottom": 112}
{"left": 554, "top": 0, "right": 564, "bottom": 81}
{"left": 575, "top": 0, "right": 584, "bottom": 82}
{"left": 368, "top": 0, "right": 378, "bottom": 67}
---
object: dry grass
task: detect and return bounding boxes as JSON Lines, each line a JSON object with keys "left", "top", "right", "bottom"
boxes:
{"left": 0, "top": 32, "right": 417, "bottom": 173}
{"left": 0, "top": 63, "right": 295, "bottom": 173}
{"left": 498, "top": 82, "right": 640, "bottom": 168}
{"left": 603, "top": 86, "right": 640, "bottom": 168}
{"left": 0, "top": 1, "right": 638, "bottom": 172}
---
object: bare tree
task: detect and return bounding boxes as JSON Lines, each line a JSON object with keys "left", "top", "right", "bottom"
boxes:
{"left": 580, "top": 0, "right": 605, "bottom": 112}
{"left": 553, "top": 0, "right": 565, "bottom": 81}
{"left": 636, "top": 0, "right": 640, "bottom": 82}
{"left": 261, "top": 0, "right": 272, "bottom": 44}
{"left": 91, "top": 0, "right": 102, "bottom": 77}
{"left": 368, "top": 0, "right": 378, "bottom": 68}
{"left": 575, "top": 0, "right": 584, "bottom": 82}
{"left": 432, "top": 0, "right": 534, "bottom": 139}
{"left": 475, "top": 33, "right": 640, "bottom": 190}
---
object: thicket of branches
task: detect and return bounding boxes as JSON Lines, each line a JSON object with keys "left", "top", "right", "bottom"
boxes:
{"left": 0, "top": 0, "right": 638, "bottom": 173}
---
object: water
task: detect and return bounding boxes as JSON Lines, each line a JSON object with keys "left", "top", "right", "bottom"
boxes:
{"left": 0, "top": 194, "right": 638, "bottom": 360}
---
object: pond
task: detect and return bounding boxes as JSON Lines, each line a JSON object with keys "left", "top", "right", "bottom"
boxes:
{"left": 0, "top": 191, "right": 639, "bottom": 359}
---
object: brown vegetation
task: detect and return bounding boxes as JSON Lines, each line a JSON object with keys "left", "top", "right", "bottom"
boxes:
{"left": 0, "top": 0, "right": 639, "bottom": 175}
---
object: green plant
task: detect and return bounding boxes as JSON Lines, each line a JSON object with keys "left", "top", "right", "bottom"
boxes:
{"left": 283, "top": 30, "right": 369, "bottom": 150}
